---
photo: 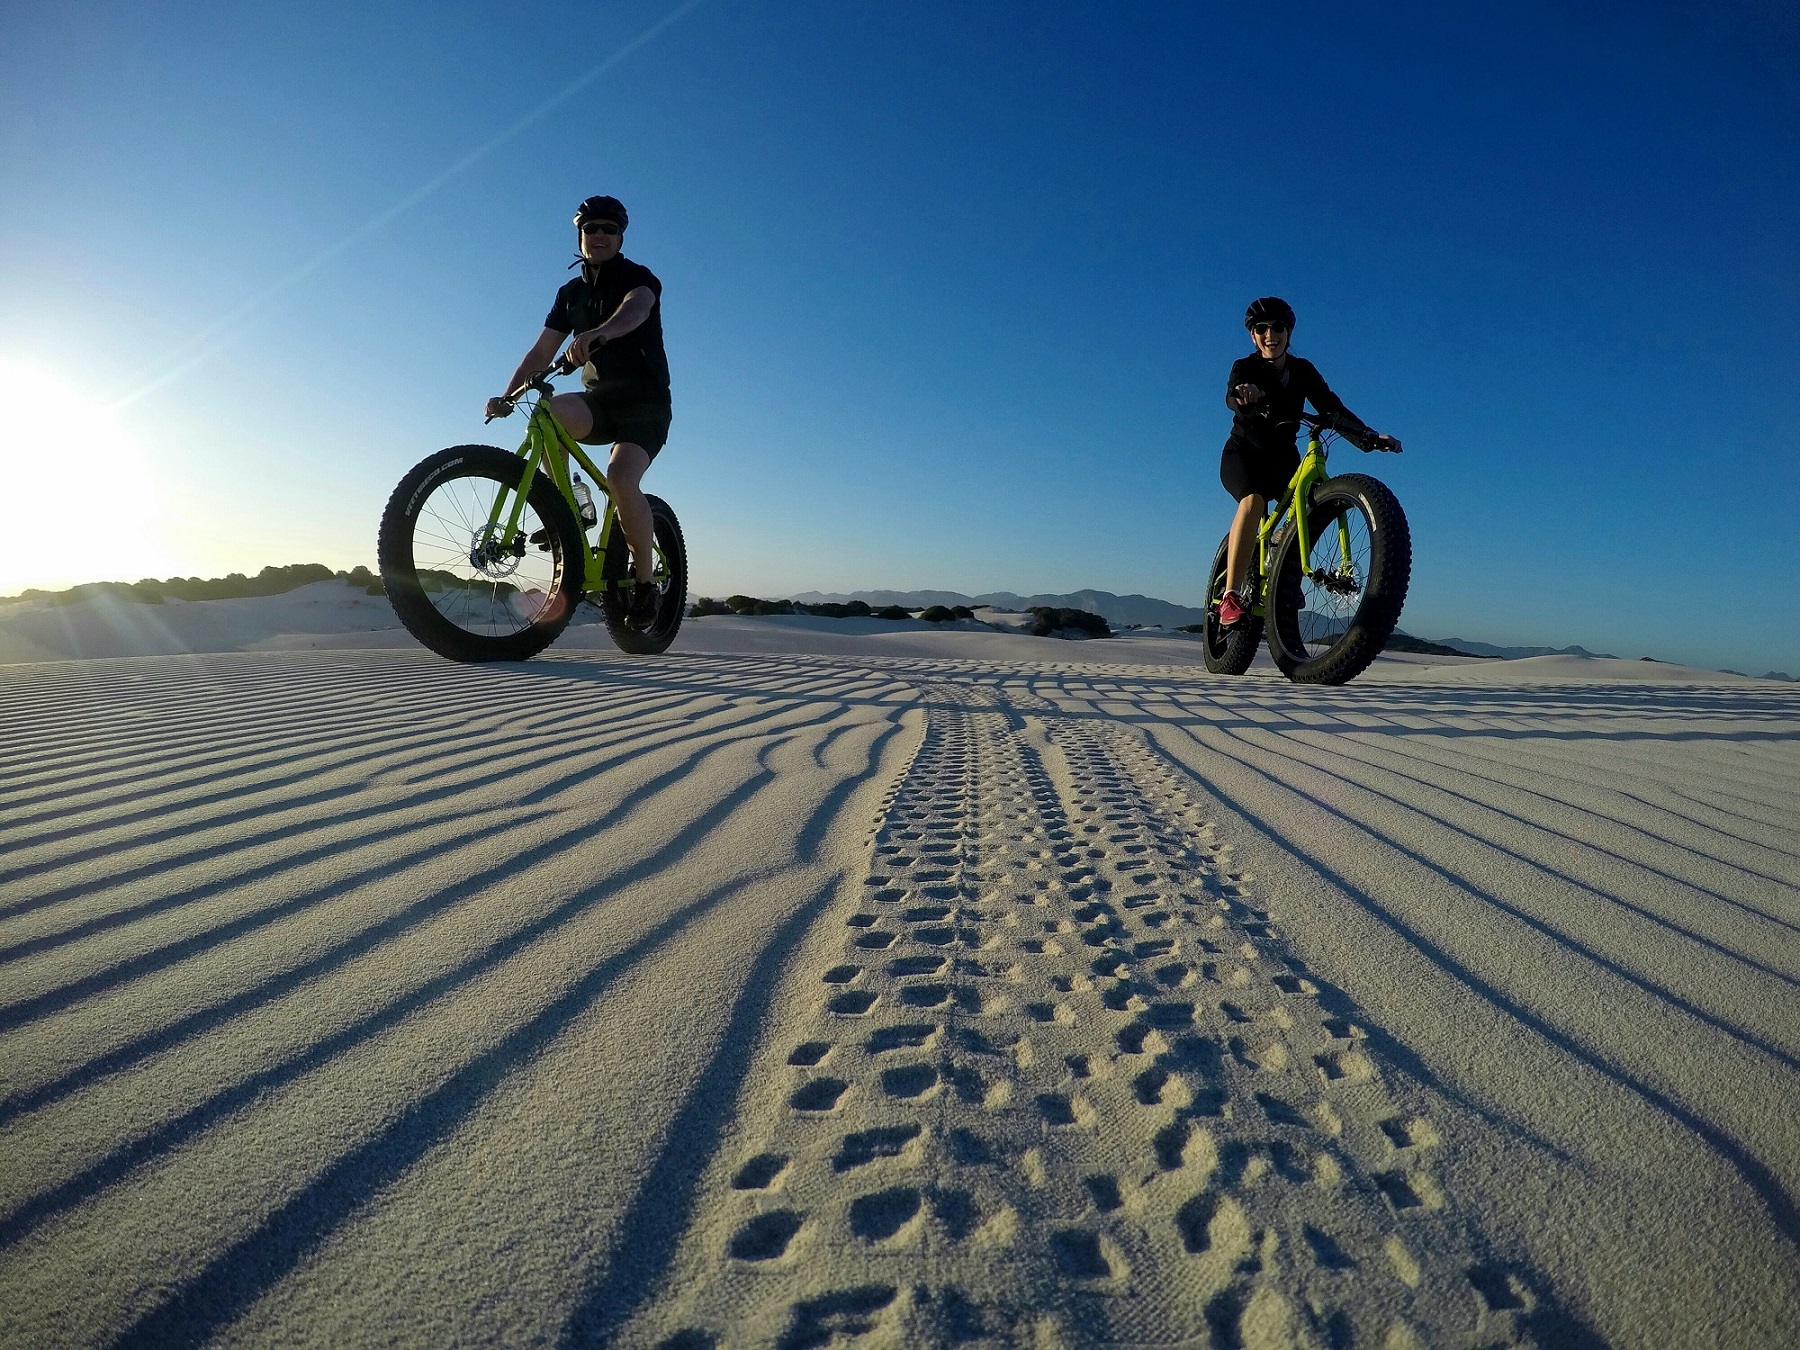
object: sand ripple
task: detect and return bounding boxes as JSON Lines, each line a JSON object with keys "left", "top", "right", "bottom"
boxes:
{"left": 0, "top": 650, "right": 1795, "bottom": 1348}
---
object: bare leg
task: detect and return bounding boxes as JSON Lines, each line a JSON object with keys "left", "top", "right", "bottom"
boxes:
{"left": 545, "top": 394, "right": 595, "bottom": 483}
{"left": 607, "top": 442, "right": 655, "bottom": 582}
{"left": 1224, "top": 493, "right": 1265, "bottom": 596}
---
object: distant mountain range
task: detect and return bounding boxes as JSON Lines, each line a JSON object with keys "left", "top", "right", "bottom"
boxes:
{"left": 1418, "top": 637, "right": 1617, "bottom": 660}
{"left": 786, "top": 588, "right": 1709, "bottom": 667}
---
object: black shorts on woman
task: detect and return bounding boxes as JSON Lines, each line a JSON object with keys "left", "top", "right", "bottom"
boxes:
{"left": 1219, "top": 353, "right": 1366, "bottom": 502}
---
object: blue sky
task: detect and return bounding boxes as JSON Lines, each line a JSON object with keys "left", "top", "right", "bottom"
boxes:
{"left": 2, "top": 0, "right": 1797, "bottom": 672}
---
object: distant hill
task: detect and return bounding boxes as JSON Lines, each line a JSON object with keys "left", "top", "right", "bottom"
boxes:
{"left": 1425, "top": 637, "right": 1619, "bottom": 660}
{"left": 786, "top": 588, "right": 1676, "bottom": 665}
{"left": 789, "top": 589, "right": 1212, "bottom": 629}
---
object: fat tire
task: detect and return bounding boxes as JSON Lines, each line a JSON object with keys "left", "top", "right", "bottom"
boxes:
{"left": 377, "top": 445, "right": 585, "bottom": 663}
{"left": 600, "top": 494, "right": 688, "bottom": 655}
{"left": 1201, "top": 533, "right": 1262, "bottom": 675}
{"left": 1266, "top": 472, "right": 1410, "bottom": 685}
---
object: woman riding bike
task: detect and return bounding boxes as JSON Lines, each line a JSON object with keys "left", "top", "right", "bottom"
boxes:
{"left": 1216, "top": 296, "right": 1400, "bottom": 627}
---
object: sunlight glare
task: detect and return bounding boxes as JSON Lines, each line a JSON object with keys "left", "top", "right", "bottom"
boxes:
{"left": 0, "top": 359, "right": 170, "bottom": 594}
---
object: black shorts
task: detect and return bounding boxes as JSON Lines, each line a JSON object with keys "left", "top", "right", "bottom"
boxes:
{"left": 575, "top": 396, "right": 671, "bottom": 460}
{"left": 1219, "top": 435, "right": 1298, "bottom": 503}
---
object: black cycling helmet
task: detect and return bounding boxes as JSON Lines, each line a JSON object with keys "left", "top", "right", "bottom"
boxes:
{"left": 574, "top": 194, "right": 628, "bottom": 230}
{"left": 1244, "top": 296, "right": 1296, "bottom": 331}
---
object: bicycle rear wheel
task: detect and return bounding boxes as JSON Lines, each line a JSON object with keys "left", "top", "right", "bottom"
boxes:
{"left": 599, "top": 493, "right": 688, "bottom": 655}
{"left": 1266, "top": 473, "right": 1410, "bottom": 685}
{"left": 377, "top": 444, "right": 586, "bottom": 662}
{"left": 1201, "top": 533, "right": 1262, "bottom": 675}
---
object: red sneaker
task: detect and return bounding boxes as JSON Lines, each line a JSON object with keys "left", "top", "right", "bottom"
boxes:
{"left": 1218, "top": 589, "right": 1248, "bottom": 626}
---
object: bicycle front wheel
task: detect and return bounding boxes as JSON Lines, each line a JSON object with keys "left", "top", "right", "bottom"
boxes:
{"left": 1266, "top": 473, "right": 1410, "bottom": 685}
{"left": 377, "top": 444, "right": 586, "bottom": 662}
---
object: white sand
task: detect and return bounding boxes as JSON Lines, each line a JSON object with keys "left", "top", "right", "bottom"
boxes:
{"left": 1, "top": 604, "right": 1796, "bottom": 1348}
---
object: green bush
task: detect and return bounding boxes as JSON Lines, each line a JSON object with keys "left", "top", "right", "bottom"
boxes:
{"left": 1027, "top": 607, "right": 1110, "bottom": 638}
{"left": 689, "top": 596, "right": 730, "bottom": 616}
{"left": 919, "top": 605, "right": 954, "bottom": 623}
{"left": 875, "top": 605, "right": 913, "bottom": 621}
{"left": 723, "top": 595, "right": 795, "bottom": 616}
{"left": 796, "top": 600, "right": 872, "bottom": 619}
{"left": 342, "top": 564, "right": 385, "bottom": 596}
{"left": 951, "top": 605, "right": 974, "bottom": 620}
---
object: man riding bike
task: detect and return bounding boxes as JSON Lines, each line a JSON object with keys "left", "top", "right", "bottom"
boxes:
{"left": 486, "top": 194, "right": 671, "bottom": 629}
{"left": 1215, "top": 296, "right": 1400, "bottom": 627}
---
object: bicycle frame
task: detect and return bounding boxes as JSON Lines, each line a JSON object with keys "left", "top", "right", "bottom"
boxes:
{"left": 1248, "top": 420, "right": 1352, "bottom": 615}
{"left": 482, "top": 386, "right": 633, "bottom": 591}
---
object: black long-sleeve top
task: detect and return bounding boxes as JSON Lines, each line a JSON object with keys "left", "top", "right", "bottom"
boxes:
{"left": 1225, "top": 354, "right": 1366, "bottom": 454}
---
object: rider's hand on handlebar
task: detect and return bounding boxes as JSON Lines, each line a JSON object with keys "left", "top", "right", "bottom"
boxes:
{"left": 484, "top": 395, "right": 514, "bottom": 420}
{"left": 564, "top": 328, "right": 607, "bottom": 366}
{"left": 1370, "top": 433, "right": 1402, "bottom": 453}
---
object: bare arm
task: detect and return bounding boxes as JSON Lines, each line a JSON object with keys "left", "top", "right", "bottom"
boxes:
{"left": 565, "top": 286, "right": 657, "bottom": 364}
{"left": 503, "top": 328, "right": 567, "bottom": 399}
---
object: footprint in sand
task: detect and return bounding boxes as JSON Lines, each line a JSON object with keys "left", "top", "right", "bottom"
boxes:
{"left": 728, "top": 1210, "right": 805, "bottom": 1261}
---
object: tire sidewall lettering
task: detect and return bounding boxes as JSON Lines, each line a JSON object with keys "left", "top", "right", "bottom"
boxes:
{"left": 406, "top": 456, "right": 465, "bottom": 516}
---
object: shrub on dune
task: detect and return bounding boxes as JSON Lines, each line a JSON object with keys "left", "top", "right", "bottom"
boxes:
{"left": 875, "top": 605, "right": 913, "bottom": 621}
{"left": 8, "top": 563, "right": 342, "bottom": 607}
{"left": 723, "top": 595, "right": 795, "bottom": 616}
{"left": 689, "top": 596, "right": 730, "bottom": 616}
{"left": 1027, "top": 607, "right": 1111, "bottom": 638}
{"left": 793, "top": 600, "right": 873, "bottom": 619}
{"left": 344, "top": 565, "right": 384, "bottom": 595}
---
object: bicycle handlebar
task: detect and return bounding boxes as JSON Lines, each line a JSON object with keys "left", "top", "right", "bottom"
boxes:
{"left": 527, "top": 350, "right": 582, "bottom": 387}
{"left": 487, "top": 350, "right": 583, "bottom": 420}
{"left": 1242, "top": 403, "right": 1396, "bottom": 452}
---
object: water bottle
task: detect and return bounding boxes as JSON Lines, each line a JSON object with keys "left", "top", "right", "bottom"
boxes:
{"left": 571, "top": 475, "right": 597, "bottom": 527}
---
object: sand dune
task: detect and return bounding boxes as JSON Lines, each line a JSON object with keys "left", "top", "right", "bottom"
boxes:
{"left": 1, "top": 639, "right": 1795, "bottom": 1348}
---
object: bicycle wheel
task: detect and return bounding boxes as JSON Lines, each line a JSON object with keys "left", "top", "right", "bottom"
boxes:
{"left": 1266, "top": 473, "right": 1410, "bottom": 685}
{"left": 600, "top": 493, "right": 688, "bottom": 655}
{"left": 1201, "top": 533, "right": 1262, "bottom": 675}
{"left": 377, "top": 444, "right": 586, "bottom": 662}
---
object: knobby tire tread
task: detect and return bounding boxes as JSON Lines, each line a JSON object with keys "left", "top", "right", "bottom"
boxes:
{"left": 1267, "top": 472, "right": 1410, "bottom": 685}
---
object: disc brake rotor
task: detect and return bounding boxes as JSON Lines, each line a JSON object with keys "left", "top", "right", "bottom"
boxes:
{"left": 1309, "top": 568, "right": 1362, "bottom": 597}
{"left": 466, "top": 522, "right": 524, "bottom": 579}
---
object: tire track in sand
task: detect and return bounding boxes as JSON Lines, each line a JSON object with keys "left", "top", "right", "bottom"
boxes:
{"left": 619, "top": 680, "right": 1551, "bottom": 1348}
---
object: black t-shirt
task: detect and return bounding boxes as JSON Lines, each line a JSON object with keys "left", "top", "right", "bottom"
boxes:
{"left": 1224, "top": 354, "right": 1365, "bottom": 454}
{"left": 545, "top": 254, "right": 671, "bottom": 405}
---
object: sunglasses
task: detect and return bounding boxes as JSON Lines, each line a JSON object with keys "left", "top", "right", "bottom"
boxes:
{"left": 1251, "top": 322, "right": 1289, "bottom": 336}
{"left": 580, "top": 220, "right": 622, "bottom": 237}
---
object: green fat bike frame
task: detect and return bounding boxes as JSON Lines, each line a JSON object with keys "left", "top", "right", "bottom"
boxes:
{"left": 1248, "top": 419, "right": 1352, "bottom": 616}
{"left": 484, "top": 376, "right": 636, "bottom": 594}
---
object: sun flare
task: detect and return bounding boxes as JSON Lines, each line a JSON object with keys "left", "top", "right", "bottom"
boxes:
{"left": 0, "top": 359, "right": 171, "bottom": 594}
